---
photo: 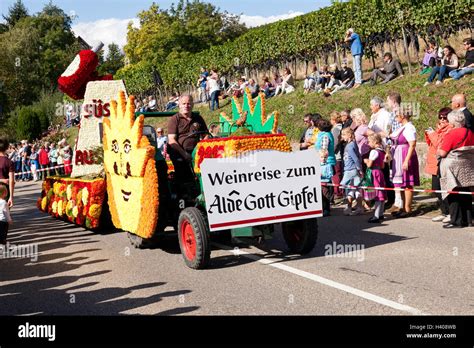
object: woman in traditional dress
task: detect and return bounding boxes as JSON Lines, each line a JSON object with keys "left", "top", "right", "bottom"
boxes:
{"left": 390, "top": 107, "right": 420, "bottom": 218}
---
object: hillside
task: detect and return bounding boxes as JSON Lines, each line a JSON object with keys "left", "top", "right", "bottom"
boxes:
{"left": 134, "top": 73, "right": 474, "bottom": 142}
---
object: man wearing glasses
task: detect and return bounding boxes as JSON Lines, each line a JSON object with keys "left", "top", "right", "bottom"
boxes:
{"left": 448, "top": 38, "right": 474, "bottom": 81}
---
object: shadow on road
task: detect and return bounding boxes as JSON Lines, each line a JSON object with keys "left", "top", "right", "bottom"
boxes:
{"left": 1, "top": 182, "right": 200, "bottom": 316}
{"left": 200, "top": 207, "right": 415, "bottom": 269}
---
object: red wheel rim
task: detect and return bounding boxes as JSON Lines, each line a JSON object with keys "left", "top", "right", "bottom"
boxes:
{"left": 181, "top": 220, "right": 196, "bottom": 261}
{"left": 286, "top": 223, "right": 303, "bottom": 244}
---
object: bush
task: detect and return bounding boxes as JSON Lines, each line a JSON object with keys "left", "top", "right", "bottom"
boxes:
{"left": 17, "top": 106, "right": 42, "bottom": 141}
{"left": 35, "top": 90, "right": 63, "bottom": 129}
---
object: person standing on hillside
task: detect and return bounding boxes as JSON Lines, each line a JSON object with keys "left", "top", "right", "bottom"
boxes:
{"left": 344, "top": 28, "right": 363, "bottom": 88}
{"left": 197, "top": 67, "right": 209, "bottom": 103}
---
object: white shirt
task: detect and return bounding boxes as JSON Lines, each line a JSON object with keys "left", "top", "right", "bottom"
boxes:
{"left": 148, "top": 99, "right": 157, "bottom": 109}
{"left": 157, "top": 135, "right": 167, "bottom": 152}
{"left": 208, "top": 78, "right": 220, "bottom": 94}
{"left": 0, "top": 199, "right": 12, "bottom": 222}
{"left": 369, "top": 149, "right": 381, "bottom": 161}
{"left": 391, "top": 122, "right": 417, "bottom": 142}
{"left": 369, "top": 108, "right": 391, "bottom": 135}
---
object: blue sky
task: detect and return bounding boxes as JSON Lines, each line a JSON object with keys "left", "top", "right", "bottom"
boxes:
{"left": 1, "top": 0, "right": 331, "bottom": 21}
{"left": 1, "top": 0, "right": 332, "bottom": 52}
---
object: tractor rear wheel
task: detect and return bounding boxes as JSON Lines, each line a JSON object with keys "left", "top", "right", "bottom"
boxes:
{"left": 281, "top": 218, "right": 318, "bottom": 254}
{"left": 177, "top": 207, "right": 210, "bottom": 269}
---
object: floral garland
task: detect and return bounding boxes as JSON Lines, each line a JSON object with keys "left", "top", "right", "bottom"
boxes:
{"left": 193, "top": 134, "right": 291, "bottom": 174}
{"left": 37, "top": 177, "right": 107, "bottom": 229}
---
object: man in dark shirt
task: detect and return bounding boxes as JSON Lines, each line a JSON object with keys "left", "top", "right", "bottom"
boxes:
{"left": 449, "top": 38, "right": 474, "bottom": 80}
{"left": 340, "top": 63, "right": 355, "bottom": 85}
{"left": 168, "top": 95, "right": 209, "bottom": 182}
{"left": 368, "top": 52, "right": 404, "bottom": 85}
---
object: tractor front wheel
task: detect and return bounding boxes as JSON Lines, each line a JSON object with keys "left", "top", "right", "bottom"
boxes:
{"left": 281, "top": 218, "right": 318, "bottom": 254}
{"left": 177, "top": 207, "right": 210, "bottom": 269}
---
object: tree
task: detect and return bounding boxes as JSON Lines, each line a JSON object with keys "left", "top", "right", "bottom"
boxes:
{"left": 17, "top": 106, "right": 41, "bottom": 141}
{"left": 124, "top": 0, "right": 247, "bottom": 66}
{"left": 0, "top": 2, "right": 78, "bottom": 112}
{"left": 2, "top": 0, "right": 29, "bottom": 28}
{"left": 98, "top": 43, "right": 124, "bottom": 76}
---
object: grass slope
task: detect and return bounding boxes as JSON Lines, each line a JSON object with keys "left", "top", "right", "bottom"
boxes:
{"left": 64, "top": 73, "right": 473, "bottom": 144}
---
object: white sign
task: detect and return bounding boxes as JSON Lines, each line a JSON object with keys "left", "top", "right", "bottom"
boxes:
{"left": 71, "top": 80, "right": 127, "bottom": 178}
{"left": 201, "top": 149, "right": 323, "bottom": 231}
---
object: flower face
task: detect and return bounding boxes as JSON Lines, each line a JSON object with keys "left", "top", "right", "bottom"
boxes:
{"left": 103, "top": 92, "right": 159, "bottom": 238}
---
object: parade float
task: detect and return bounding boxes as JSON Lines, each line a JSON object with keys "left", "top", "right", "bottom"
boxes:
{"left": 109, "top": 88, "right": 323, "bottom": 269}
{"left": 38, "top": 42, "right": 117, "bottom": 230}
{"left": 39, "top": 42, "right": 322, "bottom": 268}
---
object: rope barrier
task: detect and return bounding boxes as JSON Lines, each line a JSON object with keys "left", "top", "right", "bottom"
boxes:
{"left": 13, "top": 164, "right": 66, "bottom": 177}
{"left": 321, "top": 182, "right": 474, "bottom": 196}
{"left": 9, "top": 165, "right": 474, "bottom": 196}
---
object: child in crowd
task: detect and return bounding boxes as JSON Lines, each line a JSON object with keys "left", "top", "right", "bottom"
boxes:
{"left": 340, "top": 128, "right": 364, "bottom": 215}
{"left": 319, "top": 148, "right": 334, "bottom": 217}
{"left": 364, "top": 133, "right": 387, "bottom": 223}
{"left": 29, "top": 145, "right": 39, "bottom": 181}
{"left": 0, "top": 184, "right": 13, "bottom": 250}
{"left": 63, "top": 145, "right": 72, "bottom": 175}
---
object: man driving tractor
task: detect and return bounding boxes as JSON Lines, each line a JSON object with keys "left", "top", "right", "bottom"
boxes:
{"left": 167, "top": 95, "right": 209, "bottom": 182}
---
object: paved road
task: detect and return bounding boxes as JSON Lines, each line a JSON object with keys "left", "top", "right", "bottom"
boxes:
{"left": 1, "top": 181, "right": 473, "bottom": 315}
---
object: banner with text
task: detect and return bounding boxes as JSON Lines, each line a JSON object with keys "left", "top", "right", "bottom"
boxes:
{"left": 201, "top": 149, "right": 323, "bottom": 231}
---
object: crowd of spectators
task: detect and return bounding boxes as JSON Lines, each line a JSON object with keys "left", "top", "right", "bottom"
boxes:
{"left": 6, "top": 139, "right": 72, "bottom": 182}
{"left": 299, "top": 92, "right": 473, "bottom": 228}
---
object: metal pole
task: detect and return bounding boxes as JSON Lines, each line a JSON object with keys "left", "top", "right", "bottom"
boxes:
{"left": 401, "top": 26, "right": 412, "bottom": 75}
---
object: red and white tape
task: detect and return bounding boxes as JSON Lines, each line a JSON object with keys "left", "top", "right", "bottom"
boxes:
{"left": 14, "top": 164, "right": 66, "bottom": 177}
{"left": 9, "top": 165, "right": 474, "bottom": 196}
{"left": 322, "top": 182, "right": 474, "bottom": 196}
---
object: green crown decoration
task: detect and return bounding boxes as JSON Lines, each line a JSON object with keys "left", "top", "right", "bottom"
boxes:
{"left": 219, "top": 88, "right": 279, "bottom": 134}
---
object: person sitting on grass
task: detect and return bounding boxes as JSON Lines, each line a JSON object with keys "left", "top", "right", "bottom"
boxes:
{"left": 424, "top": 45, "right": 459, "bottom": 86}
{"left": 420, "top": 39, "right": 438, "bottom": 75}
{"left": 247, "top": 79, "right": 260, "bottom": 98}
{"left": 367, "top": 52, "right": 404, "bottom": 86}
{"left": 303, "top": 64, "right": 320, "bottom": 94}
{"left": 331, "top": 61, "right": 355, "bottom": 95}
{"left": 274, "top": 68, "right": 295, "bottom": 96}
{"left": 448, "top": 38, "right": 474, "bottom": 81}
{"left": 260, "top": 76, "right": 275, "bottom": 98}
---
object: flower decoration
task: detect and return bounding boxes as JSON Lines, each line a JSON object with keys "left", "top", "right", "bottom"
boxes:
{"left": 82, "top": 187, "right": 89, "bottom": 206}
{"left": 67, "top": 184, "right": 73, "bottom": 200}
{"left": 57, "top": 49, "right": 113, "bottom": 100}
{"left": 102, "top": 91, "right": 159, "bottom": 239}
{"left": 38, "top": 176, "right": 107, "bottom": 230}
{"left": 219, "top": 88, "right": 279, "bottom": 134}
{"left": 193, "top": 133, "right": 291, "bottom": 174}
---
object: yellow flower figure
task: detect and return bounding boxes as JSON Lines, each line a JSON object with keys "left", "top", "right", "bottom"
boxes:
{"left": 103, "top": 91, "right": 159, "bottom": 239}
